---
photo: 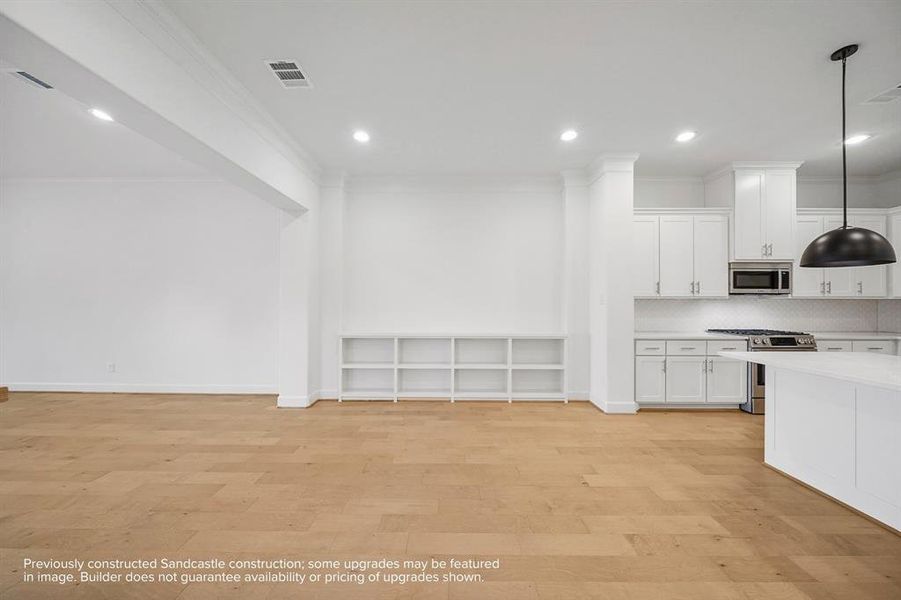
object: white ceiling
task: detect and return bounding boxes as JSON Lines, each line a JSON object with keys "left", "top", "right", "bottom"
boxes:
{"left": 0, "top": 68, "right": 207, "bottom": 179}
{"left": 164, "top": 0, "right": 901, "bottom": 177}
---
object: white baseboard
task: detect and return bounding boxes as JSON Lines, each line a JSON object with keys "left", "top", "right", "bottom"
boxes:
{"left": 589, "top": 396, "right": 639, "bottom": 414}
{"left": 5, "top": 382, "right": 277, "bottom": 394}
{"left": 567, "top": 391, "right": 590, "bottom": 401}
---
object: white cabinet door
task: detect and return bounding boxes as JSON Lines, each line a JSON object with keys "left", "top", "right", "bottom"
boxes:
{"left": 693, "top": 215, "right": 729, "bottom": 297}
{"left": 659, "top": 215, "right": 695, "bottom": 297}
{"left": 734, "top": 171, "right": 765, "bottom": 260}
{"left": 793, "top": 215, "right": 825, "bottom": 297}
{"left": 823, "top": 216, "right": 855, "bottom": 297}
{"left": 819, "top": 340, "right": 852, "bottom": 352}
{"left": 849, "top": 216, "right": 887, "bottom": 297}
{"left": 632, "top": 216, "right": 659, "bottom": 297}
{"left": 665, "top": 357, "right": 706, "bottom": 403}
{"left": 635, "top": 356, "right": 666, "bottom": 403}
{"left": 763, "top": 170, "right": 796, "bottom": 260}
{"left": 890, "top": 213, "right": 901, "bottom": 298}
{"left": 706, "top": 357, "right": 747, "bottom": 403}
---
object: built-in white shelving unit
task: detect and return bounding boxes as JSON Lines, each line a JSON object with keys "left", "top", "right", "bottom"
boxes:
{"left": 340, "top": 335, "right": 566, "bottom": 402}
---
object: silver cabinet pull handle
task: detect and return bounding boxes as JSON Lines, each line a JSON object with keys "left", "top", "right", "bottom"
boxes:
{"left": 656, "top": 281, "right": 660, "bottom": 295}
{"left": 762, "top": 244, "right": 767, "bottom": 257}
{"left": 858, "top": 281, "right": 863, "bottom": 294}
{"left": 820, "top": 281, "right": 825, "bottom": 295}
{"left": 709, "top": 359, "right": 714, "bottom": 372}
{"left": 721, "top": 347, "right": 737, "bottom": 350}
{"left": 690, "top": 281, "right": 695, "bottom": 294}
{"left": 696, "top": 281, "right": 701, "bottom": 295}
{"left": 681, "top": 347, "right": 696, "bottom": 350}
{"left": 646, "top": 347, "right": 660, "bottom": 350}
{"left": 826, "top": 281, "right": 832, "bottom": 294}
{"left": 826, "top": 347, "right": 842, "bottom": 351}
{"left": 768, "top": 243, "right": 773, "bottom": 256}
{"left": 867, "top": 347, "right": 882, "bottom": 351}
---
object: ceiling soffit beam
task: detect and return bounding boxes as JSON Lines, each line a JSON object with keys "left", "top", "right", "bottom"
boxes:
{"left": 0, "top": 1, "right": 319, "bottom": 214}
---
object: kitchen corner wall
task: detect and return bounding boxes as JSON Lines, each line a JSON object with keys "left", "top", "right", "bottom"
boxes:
{"left": 635, "top": 298, "right": 882, "bottom": 333}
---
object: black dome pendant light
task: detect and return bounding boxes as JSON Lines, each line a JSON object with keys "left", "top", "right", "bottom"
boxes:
{"left": 800, "top": 44, "right": 897, "bottom": 268}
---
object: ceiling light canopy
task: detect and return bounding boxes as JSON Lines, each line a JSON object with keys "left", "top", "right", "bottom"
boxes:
{"left": 844, "top": 133, "right": 871, "bottom": 145}
{"left": 675, "top": 131, "right": 696, "bottom": 143}
{"left": 560, "top": 129, "right": 578, "bottom": 142}
{"left": 89, "top": 108, "right": 114, "bottom": 122}
{"left": 801, "top": 44, "right": 896, "bottom": 268}
{"left": 352, "top": 130, "right": 370, "bottom": 143}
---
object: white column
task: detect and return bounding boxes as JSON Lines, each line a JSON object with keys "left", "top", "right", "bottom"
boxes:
{"left": 588, "top": 154, "right": 639, "bottom": 413}
{"left": 277, "top": 191, "right": 321, "bottom": 408}
{"left": 318, "top": 173, "right": 345, "bottom": 399}
{"left": 562, "top": 170, "right": 590, "bottom": 400}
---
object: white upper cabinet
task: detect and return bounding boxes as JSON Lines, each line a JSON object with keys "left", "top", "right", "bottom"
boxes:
{"left": 632, "top": 211, "right": 730, "bottom": 298}
{"left": 693, "top": 215, "right": 729, "bottom": 297}
{"left": 793, "top": 214, "right": 825, "bottom": 296}
{"left": 707, "top": 163, "right": 802, "bottom": 261}
{"left": 794, "top": 211, "right": 888, "bottom": 298}
{"left": 632, "top": 215, "right": 660, "bottom": 297}
{"left": 849, "top": 215, "right": 888, "bottom": 297}
{"left": 734, "top": 171, "right": 766, "bottom": 260}
{"left": 763, "top": 170, "right": 797, "bottom": 260}
{"left": 658, "top": 215, "right": 695, "bottom": 297}
{"left": 890, "top": 210, "right": 901, "bottom": 298}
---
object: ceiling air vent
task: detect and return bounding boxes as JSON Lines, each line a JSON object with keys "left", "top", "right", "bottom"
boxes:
{"left": 10, "top": 70, "right": 53, "bottom": 89}
{"left": 266, "top": 59, "right": 311, "bottom": 89}
{"left": 863, "top": 83, "right": 901, "bottom": 104}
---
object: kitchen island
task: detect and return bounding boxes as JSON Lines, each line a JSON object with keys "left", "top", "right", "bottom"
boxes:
{"left": 720, "top": 351, "right": 900, "bottom": 531}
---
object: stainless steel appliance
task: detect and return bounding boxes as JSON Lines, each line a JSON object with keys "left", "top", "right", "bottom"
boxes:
{"left": 705, "top": 329, "right": 817, "bottom": 414}
{"left": 729, "top": 262, "right": 792, "bottom": 295}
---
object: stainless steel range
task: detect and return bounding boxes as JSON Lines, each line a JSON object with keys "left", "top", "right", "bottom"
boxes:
{"left": 705, "top": 329, "right": 817, "bottom": 414}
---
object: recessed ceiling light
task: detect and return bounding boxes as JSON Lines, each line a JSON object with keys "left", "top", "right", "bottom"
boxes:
{"left": 844, "top": 133, "right": 871, "bottom": 145}
{"left": 353, "top": 130, "right": 370, "bottom": 143}
{"left": 675, "top": 130, "right": 696, "bottom": 142}
{"left": 560, "top": 129, "right": 578, "bottom": 142}
{"left": 89, "top": 108, "right": 114, "bottom": 122}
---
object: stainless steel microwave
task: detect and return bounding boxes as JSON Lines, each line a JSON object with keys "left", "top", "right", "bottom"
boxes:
{"left": 729, "top": 262, "right": 792, "bottom": 295}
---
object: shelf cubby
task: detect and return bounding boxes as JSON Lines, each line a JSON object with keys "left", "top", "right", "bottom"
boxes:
{"left": 341, "top": 368, "right": 394, "bottom": 400}
{"left": 455, "top": 368, "right": 507, "bottom": 396}
{"left": 397, "top": 368, "right": 451, "bottom": 398}
{"left": 511, "top": 369, "right": 564, "bottom": 397}
{"left": 342, "top": 337, "right": 394, "bottom": 365}
{"left": 511, "top": 338, "right": 564, "bottom": 366}
{"left": 455, "top": 338, "right": 508, "bottom": 365}
{"left": 398, "top": 338, "right": 451, "bottom": 365}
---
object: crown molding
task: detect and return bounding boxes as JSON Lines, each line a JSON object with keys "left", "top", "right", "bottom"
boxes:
{"left": 586, "top": 153, "right": 640, "bottom": 185}
{"left": 346, "top": 174, "right": 563, "bottom": 195}
{"left": 117, "top": 0, "right": 321, "bottom": 184}
{"left": 635, "top": 176, "right": 704, "bottom": 184}
{"left": 0, "top": 176, "right": 223, "bottom": 184}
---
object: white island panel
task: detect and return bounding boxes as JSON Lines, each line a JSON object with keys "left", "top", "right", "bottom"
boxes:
{"left": 719, "top": 351, "right": 901, "bottom": 531}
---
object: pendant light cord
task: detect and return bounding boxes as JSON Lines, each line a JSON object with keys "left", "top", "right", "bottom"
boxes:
{"left": 842, "top": 56, "right": 848, "bottom": 229}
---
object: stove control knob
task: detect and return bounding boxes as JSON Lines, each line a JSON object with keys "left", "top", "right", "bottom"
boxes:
{"left": 753, "top": 337, "right": 762, "bottom": 345}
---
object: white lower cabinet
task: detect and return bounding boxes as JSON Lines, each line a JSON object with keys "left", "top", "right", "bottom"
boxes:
{"left": 635, "top": 356, "right": 666, "bottom": 403}
{"left": 665, "top": 356, "right": 706, "bottom": 403}
{"left": 706, "top": 357, "right": 748, "bottom": 403}
{"left": 636, "top": 339, "right": 747, "bottom": 407}
{"left": 818, "top": 339, "right": 898, "bottom": 355}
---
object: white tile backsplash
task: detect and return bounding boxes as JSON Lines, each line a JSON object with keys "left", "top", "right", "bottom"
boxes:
{"left": 877, "top": 299, "right": 901, "bottom": 333}
{"left": 635, "top": 298, "right": 880, "bottom": 333}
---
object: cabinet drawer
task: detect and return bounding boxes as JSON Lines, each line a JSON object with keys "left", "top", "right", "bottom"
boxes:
{"left": 851, "top": 341, "right": 895, "bottom": 355}
{"left": 819, "top": 340, "right": 852, "bottom": 352}
{"left": 707, "top": 340, "right": 747, "bottom": 355}
{"left": 665, "top": 341, "right": 706, "bottom": 356}
{"left": 635, "top": 340, "right": 665, "bottom": 355}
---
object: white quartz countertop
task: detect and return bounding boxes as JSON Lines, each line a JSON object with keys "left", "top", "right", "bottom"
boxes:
{"left": 634, "top": 331, "right": 744, "bottom": 340}
{"left": 636, "top": 331, "right": 901, "bottom": 341}
{"left": 810, "top": 331, "right": 901, "bottom": 341}
{"left": 719, "top": 351, "right": 901, "bottom": 391}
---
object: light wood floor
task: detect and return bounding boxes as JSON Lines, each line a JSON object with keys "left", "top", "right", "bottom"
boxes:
{"left": 1, "top": 393, "right": 899, "bottom": 599}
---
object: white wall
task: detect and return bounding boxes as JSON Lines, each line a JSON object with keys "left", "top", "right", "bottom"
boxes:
{"left": 0, "top": 179, "right": 281, "bottom": 393}
{"left": 634, "top": 177, "right": 705, "bottom": 208}
{"left": 341, "top": 180, "right": 564, "bottom": 334}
